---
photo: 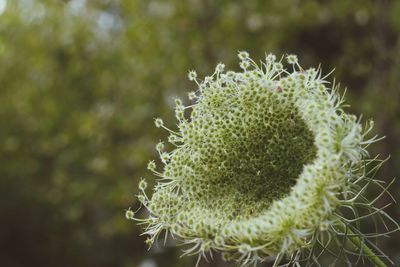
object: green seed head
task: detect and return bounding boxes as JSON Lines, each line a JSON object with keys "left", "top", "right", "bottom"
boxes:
{"left": 133, "top": 52, "right": 398, "bottom": 266}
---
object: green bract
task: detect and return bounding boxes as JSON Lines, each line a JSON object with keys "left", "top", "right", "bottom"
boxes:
{"left": 131, "top": 52, "right": 398, "bottom": 266}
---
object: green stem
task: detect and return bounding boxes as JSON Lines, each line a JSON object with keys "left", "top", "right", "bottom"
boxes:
{"left": 335, "top": 223, "right": 387, "bottom": 267}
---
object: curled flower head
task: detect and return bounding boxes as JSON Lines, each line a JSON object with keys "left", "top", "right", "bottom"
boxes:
{"left": 286, "top": 54, "right": 298, "bottom": 65}
{"left": 238, "top": 51, "right": 250, "bottom": 61}
{"left": 188, "top": 70, "right": 197, "bottom": 81}
{"left": 154, "top": 117, "right": 163, "bottom": 128}
{"left": 125, "top": 208, "right": 134, "bottom": 220}
{"left": 133, "top": 52, "right": 398, "bottom": 266}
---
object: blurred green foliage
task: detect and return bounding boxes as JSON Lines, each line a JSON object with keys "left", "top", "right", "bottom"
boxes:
{"left": 0, "top": 0, "right": 399, "bottom": 266}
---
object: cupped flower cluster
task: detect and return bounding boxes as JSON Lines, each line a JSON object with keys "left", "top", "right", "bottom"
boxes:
{"left": 130, "top": 52, "right": 398, "bottom": 266}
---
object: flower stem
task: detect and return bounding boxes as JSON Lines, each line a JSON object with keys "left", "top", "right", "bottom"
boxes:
{"left": 335, "top": 223, "right": 387, "bottom": 267}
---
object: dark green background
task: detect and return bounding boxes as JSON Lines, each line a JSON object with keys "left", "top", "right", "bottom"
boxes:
{"left": 0, "top": 1, "right": 399, "bottom": 266}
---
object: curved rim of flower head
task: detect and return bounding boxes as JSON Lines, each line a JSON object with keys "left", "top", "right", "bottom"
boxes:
{"left": 212, "top": 53, "right": 397, "bottom": 266}
{"left": 214, "top": 53, "right": 360, "bottom": 256}
{"left": 221, "top": 53, "right": 397, "bottom": 267}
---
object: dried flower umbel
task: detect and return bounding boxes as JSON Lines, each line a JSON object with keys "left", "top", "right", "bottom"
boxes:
{"left": 130, "top": 52, "right": 398, "bottom": 266}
